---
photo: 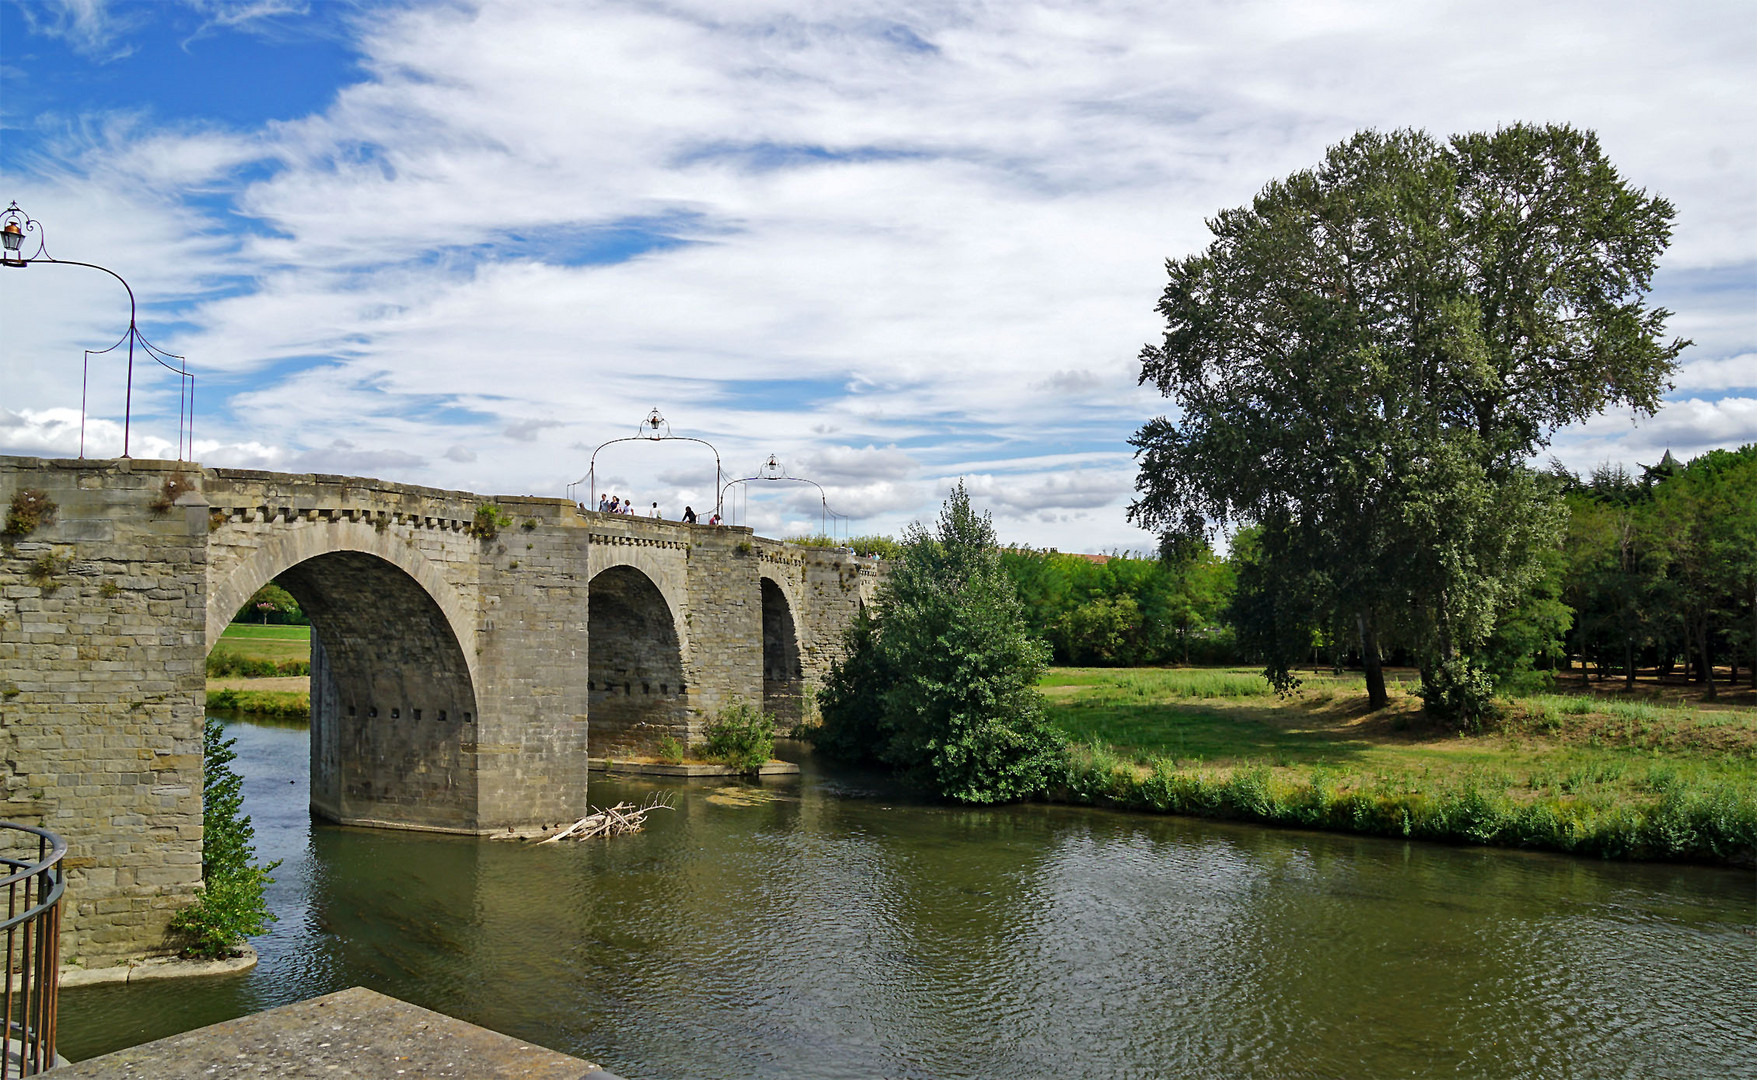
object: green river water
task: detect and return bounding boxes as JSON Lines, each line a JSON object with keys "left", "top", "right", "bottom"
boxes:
{"left": 60, "top": 718, "right": 1756, "bottom": 1078}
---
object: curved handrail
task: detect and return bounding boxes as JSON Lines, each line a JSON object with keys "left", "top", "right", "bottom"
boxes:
{"left": 0, "top": 824, "right": 64, "bottom": 898}
{"left": 1, "top": 820, "right": 66, "bottom": 1077}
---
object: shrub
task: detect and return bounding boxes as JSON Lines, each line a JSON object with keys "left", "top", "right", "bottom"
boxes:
{"left": 2, "top": 489, "right": 56, "bottom": 539}
{"left": 1419, "top": 658, "right": 1499, "bottom": 729}
{"left": 656, "top": 735, "right": 687, "bottom": 765}
{"left": 468, "top": 504, "right": 513, "bottom": 540}
{"left": 703, "top": 701, "right": 776, "bottom": 773}
{"left": 170, "top": 718, "right": 279, "bottom": 958}
{"left": 818, "top": 484, "right": 1065, "bottom": 803}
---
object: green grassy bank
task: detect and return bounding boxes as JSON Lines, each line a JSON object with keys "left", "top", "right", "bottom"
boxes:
{"left": 207, "top": 624, "right": 311, "bottom": 717}
{"left": 1040, "top": 667, "right": 1757, "bottom": 865}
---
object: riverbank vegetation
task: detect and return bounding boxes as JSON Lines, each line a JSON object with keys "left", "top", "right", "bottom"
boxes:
{"left": 1043, "top": 667, "right": 1756, "bottom": 864}
{"left": 169, "top": 718, "right": 280, "bottom": 957}
{"left": 205, "top": 687, "right": 310, "bottom": 719}
{"left": 206, "top": 623, "right": 312, "bottom": 717}
{"left": 816, "top": 484, "right": 1066, "bottom": 803}
{"left": 702, "top": 700, "right": 778, "bottom": 773}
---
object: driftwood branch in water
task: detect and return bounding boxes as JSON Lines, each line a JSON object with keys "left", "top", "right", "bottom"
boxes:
{"left": 538, "top": 793, "right": 674, "bottom": 842}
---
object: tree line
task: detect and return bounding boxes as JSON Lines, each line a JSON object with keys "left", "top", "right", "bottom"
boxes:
{"left": 1556, "top": 447, "right": 1757, "bottom": 697}
{"left": 989, "top": 443, "right": 1755, "bottom": 696}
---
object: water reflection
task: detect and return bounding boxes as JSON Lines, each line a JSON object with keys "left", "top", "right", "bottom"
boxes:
{"left": 60, "top": 721, "right": 1757, "bottom": 1079}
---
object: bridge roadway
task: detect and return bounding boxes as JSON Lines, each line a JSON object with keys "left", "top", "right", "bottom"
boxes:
{"left": 0, "top": 455, "right": 879, "bottom": 968}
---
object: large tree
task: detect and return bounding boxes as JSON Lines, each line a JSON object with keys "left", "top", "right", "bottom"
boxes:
{"left": 1130, "top": 125, "right": 1686, "bottom": 714}
{"left": 816, "top": 483, "right": 1065, "bottom": 803}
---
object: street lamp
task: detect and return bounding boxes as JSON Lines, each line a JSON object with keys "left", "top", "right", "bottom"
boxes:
{"left": 1, "top": 201, "right": 193, "bottom": 459}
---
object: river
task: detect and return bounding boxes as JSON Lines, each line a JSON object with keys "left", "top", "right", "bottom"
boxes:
{"left": 59, "top": 718, "right": 1757, "bottom": 1078}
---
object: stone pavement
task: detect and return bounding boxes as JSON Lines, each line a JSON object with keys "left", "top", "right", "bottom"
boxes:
{"left": 53, "top": 985, "right": 623, "bottom": 1079}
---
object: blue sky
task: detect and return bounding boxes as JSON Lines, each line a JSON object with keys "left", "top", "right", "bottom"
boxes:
{"left": 3, "top": 0, "right": 1753, "bottom": 551}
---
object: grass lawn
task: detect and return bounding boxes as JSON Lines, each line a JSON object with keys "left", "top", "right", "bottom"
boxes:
{"left": 214, "top": 623, "right": 311, "bottom": 664}
{"left": 1039, "top": 665, "right": 1757, "bottom": 864}
{"left": 207, "top": 624, "right": 312, "bottom": 716}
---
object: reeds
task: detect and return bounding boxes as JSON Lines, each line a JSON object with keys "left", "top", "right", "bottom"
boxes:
{"left": 1059, "top": 743, "right": 1757, "bottom": 864}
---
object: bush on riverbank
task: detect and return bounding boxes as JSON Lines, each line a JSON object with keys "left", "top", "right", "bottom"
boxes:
{"left": 1059, "top": 744, "right": 1757, "bottom": 864}
{"left": 815, "top": 484, "right": 1066, "bottom": 803}
{"left": 170, "top": 718, "right": 280, "bottom": 958}
{"left": 206, "top": 687, "right": 310, "bottom": 719}
{"left": 703, "top": 700, "right": 777, "bottom": 773}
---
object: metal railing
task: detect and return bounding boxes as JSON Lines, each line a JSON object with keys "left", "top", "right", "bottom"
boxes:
{"left": 1, "top": 824, "right": 64, "bottom": 1078}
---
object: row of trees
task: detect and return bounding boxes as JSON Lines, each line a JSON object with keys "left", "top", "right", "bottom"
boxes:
{"left": 987, "top": 444, "right": 1755, "bottom": 694}
{"left": 998, "top": 546, "right": 1234, "bottom": 666}
{"left": 1560, "top": 448, "right": 1757, "bottom": 697}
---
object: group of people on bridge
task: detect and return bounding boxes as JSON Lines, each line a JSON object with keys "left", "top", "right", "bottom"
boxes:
{"left": 587, "top": 494, "right": 721, "bottom": 526}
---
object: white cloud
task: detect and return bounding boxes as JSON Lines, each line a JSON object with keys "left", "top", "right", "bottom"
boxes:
{"left": 1671, "top": 353, "right": 1757, "bottom": 393}
{"left": 0, "top": 406, "right": 280, "bottom": 464}
{"left": 4, "top": 0, "right": 1753, "bottom": 552}
{"left": 1550, "top": 396, "right": 1757, "bottom": 473}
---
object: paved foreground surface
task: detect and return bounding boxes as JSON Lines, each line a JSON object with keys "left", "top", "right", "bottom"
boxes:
{"left": 55, "top": 985, "right": 620, "bottom": 1079}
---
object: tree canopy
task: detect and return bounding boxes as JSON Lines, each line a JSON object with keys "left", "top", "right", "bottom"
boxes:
{"left": 1130, "top": 124, "right": 1686, "bottom": 717}
{"left": 816, "top": 483, "right": 1065, "bottom": 802}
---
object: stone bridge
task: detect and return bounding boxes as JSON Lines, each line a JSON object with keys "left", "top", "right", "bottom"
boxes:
{"left": 0, "top": 455, "right": 881, "bottom": 968}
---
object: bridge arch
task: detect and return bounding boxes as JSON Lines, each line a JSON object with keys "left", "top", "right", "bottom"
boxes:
{"left": 206, "top": 525, "right": 476, "bottom": 681}
{"left": 587, "top": 564, "right": 688, "bottom": 753}
{"left": 205, "top": 527, "right": 481, "bottom": 831}
{"left": 760, "top": 573, "right": 806, "bottom": 724}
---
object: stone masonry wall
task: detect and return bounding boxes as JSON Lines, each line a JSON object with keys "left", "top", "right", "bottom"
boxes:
{"left": 681, "top": 526, "right": 764, "bottom": 735}
{"left": 793, "top": 545, "right": 885, "bottom": 695}
{"left": 0, "top": 457, "right": 206, "bottom": 969}
{"left": 1, "top": 455, "right": 874, "bottom": 966}
{"left": 471, "top": 497, "right": 592, "bottom": 830}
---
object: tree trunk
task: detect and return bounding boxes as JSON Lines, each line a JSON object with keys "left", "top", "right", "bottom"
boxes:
{"left": 1358, "top": 612, "right": 1387, "bottom": 710}
{"left": 1699, "top": 612, "right": 1718, "bottom": 701}
{"left": 1624, "top": 636, "right": 1636, "bottom": 691}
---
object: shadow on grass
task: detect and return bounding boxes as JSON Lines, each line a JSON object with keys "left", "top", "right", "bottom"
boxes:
{"left": 1046, "top": 700, "right": 1393, "bottom": 766}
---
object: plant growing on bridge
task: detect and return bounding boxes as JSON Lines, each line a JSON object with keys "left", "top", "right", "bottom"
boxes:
{"left": 148, "top": 472, "right": 196, "bottom": 516}
{"left": 703, "top": 701, "right": 776, "bottom": 773}
{"left": 170, "top": 717, "right": 280, "bottom": 959}
{"left": 816, "top": 483, "right": 1066, "bottom": 803}
{"left": 3, "top": 488, "right": 56, "bottom": 540}
{"left": 26, "top": 552, "right": 66, "bottom": 591}
{"left": 469, "top": 503, "right": 513, "bottom": 540}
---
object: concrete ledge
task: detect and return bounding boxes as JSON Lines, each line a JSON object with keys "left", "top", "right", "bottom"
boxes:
{"left": 587, "top": 757, "right": 800, "bottom": 777}
{"left": 59, "top": 944, "right": 258, "bottom": 988}
{"left": 54, "top": 985, "right": 619, "bottom": 1079}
